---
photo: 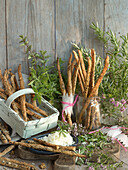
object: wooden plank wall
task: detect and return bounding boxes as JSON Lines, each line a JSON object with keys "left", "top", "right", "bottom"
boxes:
{"left": 0, "top": 0, "right": 128, "bottom": 74}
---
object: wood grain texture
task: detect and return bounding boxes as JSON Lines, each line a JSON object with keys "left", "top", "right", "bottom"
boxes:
{"left": 0, "top": 0, "right": 6, "bottom": 72}
{"left": 56, "top": 0, "right": 104, "bottom": 68}
{"left": 6, "top": 0, "right": 55, "bottom": 74}
{"left": 105, "top": 0, "right": 128, "bottom": 36}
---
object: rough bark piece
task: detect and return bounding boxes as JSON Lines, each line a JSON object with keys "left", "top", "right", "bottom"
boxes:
{"left": 18, "top": 64, "right": 27, "bottom": 121}
{"left": 57, "top": 57, "right": 66, "bottom": 95}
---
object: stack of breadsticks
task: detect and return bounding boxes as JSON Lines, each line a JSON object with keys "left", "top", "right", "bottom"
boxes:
{"left": 57, "top": 55, "right": 80, "bottom": 127}
{"left": 72, "top": 49, "right": 109, "bottom": 129}
{"left": 0, "top": 65, "right": 49, "bottom": 122}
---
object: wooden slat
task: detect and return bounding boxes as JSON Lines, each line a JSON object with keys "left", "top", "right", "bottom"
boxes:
{"left": 0, "top": 0, "right": 6, "bottom": 72}
{"left": 6, "top": 0, "right": 55, "bottom": 74}
{"left": 56, "top": 0, "right": 104, "bottom": 66}
{"left": 105, "top": 0, "right": 128, "bottom": 36}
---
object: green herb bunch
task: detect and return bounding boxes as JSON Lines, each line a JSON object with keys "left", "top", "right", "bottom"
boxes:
{"left": 19, "top": 35, "right": 61, "bottom": 106}
{"left": 90, "top": 23, "right": 128, "bottom": 100}
{"left": 56, "top": 121, "right": 123, "bottom": 169}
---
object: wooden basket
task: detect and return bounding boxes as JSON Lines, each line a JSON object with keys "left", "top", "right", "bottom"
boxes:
{"left": 0, "top": 88, "right": 59, "bottom": 139}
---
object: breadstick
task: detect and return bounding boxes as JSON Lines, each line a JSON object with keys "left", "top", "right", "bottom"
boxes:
{"left": 0, "top": 92, "right": 7, "bottom": 100}
{"left": 57, "top": 57, "right": 66, "bottom": 95}
{"left": 0, "top": 123, "right": 11, "bottom": 142}
{"left": 84, "top": 57, "right": 92, "bottom": 98}
{"left": 31, "top": 94, "right": 37, "bottom": 107}
{"left": 0, "top": 88, "right": 5, "bottom": 93}
{"left": 0, "top": 69, "right": 4, "bottom": 84}
{"left": 78, "top": 56, "right": 109, "bottom": 123}
{"left": 11, "top": 74, "right": 17, "bottom": 92}
{"left": 0, "top": 131, "right": 8, "bottom": 144}
{"left": 71, "top": 59, "right": 77, "bottom": 73}
{"left": 11, "top": 141, "right": 86, "bottom": 158}
{"left": 67, "top": 53, "right": 72, "bottom": 96}
{"left": 72, "top": 61, "right": 80, "bottom": 95}
{"left": 89, "top": 106, "right": 96, "bottom": 130}
{"left": 89, "top": 49, "right": 96, "bottom": 95}
{"left": 25, "top": 102, "right": 48, "bottom": 117}
{"left": 86, "top": 106, "right": 91, "bottom": 129}
{"left": 0, "top": 145, "right": 15, "bottom": 157}
{"left": 78, "top": 50, "right": 87, "bottom": 81}
{"left": 77, "top": 72, "right": 85, "bottom": 96}
{"left": 15, "top": 102, "right": 43, "bottom": 119}
{"left": 3, "top": 70, "right": 20, "bottom": 114}
{"left": 72, "top": 51, "right": 86, "bottom": 87}
{"left": 67, "top": 113, "right": 73, "bottom": 127}
{"left": 33, "top": 138, "right": 76, "bottom": 151}
{"left": 0, "top": 156, "right": 38, "bottom": 170}
{"left": 18, "top": 64, "right": 27, "bottom": 121}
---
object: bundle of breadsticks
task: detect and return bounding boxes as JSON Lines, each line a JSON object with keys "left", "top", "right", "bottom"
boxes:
{"left": 10, "top": 139, "right": 87, "bottom": 158}
{"left": 72, "top": 49, "right": 109, "bottom": 129}
{"left": 0, "top": 64, "right": 49, "bottom": 122}
{"left": 57, "top": 54, "right": 80, "bottom": 127}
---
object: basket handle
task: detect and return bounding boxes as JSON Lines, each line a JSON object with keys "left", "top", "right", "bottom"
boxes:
{"left": 6, "top": 88, "right": 35, "bottom": 108}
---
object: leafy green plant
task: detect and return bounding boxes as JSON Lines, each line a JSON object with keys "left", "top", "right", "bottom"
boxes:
{"left": 90, "top": 22, "right": 128, "bottom": 100}
{"left": 19, "top": 35, "right": 61, "bottom": 107}
{"left": 56, "top": 121, "right": 123, "bottom": 169}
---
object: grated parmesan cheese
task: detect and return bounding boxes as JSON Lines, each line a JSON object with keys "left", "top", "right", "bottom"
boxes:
{"left": 40, "top": 131, "right": 74, "bottom": 146}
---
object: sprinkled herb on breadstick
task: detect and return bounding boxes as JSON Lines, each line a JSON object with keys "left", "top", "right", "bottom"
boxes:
{"left": 3, "top": 69, "right": 19, "bottom": 114}
{"left": 72, "top": 61, "right": 80, "bottom": 95}
{"left": 67, "top": 53, "right": 72, "bottom": 96}
{"left": 57, "top": 57, "right": 66, "bottom": 95}
{"left": 11, "top": 141, "right": 86, "bottom": 158}
{"left": 18, "top": 64, "right": 27, "bottom": 121}
{"left": 0, "top": 145, "right": 15, "bottom": 157}
{"left": 78, "top": 56, "right": 109, "bottom": 123}
{"left": 33, "top": 138, "right": 76, "bottom": 151}
{"left": 84, "top": 57, "right": 92, "bottom": 98}
{"left": 0, "top": 131, "right": 8, "bottom": 144}
{"left": 73, "top": 51, "right": 86, "bottom": 87}
{"left": 25, "top": 102, "right": 48, "bottom": 117}
{"left": 0, "top": 156, "right": 38, "bottom": 170}
{"left": 78, "top": 50, "right": 87, "bottom": 82}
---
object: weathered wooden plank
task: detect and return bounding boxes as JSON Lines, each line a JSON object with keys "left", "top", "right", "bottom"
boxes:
{"left": 0, "top": 0, "right": 6, "bottom": 72}
{"left": 56, "top": 0, "right": 104, "bottom": 67}
{"left": 6, "top": 0, "right": 55, "bottom": 74}
{"left": 105, "top": 0, "right": 128, "bottom": 36}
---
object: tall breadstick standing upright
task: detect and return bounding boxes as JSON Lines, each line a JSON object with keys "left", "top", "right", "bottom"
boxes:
{"left": 57, "top": 57, "right": 66, "bottom": 95}
{"left": 72, "top": 61, "right": 80, "bottom": 95}
{"left": 73, "top": 51, "right": 86, "bottom": 87}
{"left": 71, "top": 59, "right": 77, "bottom": 73}
{"left": 78, "top": 50, "right": 87, "bottom": 81}
{"left": 67, "top": 53, "right": 72, "bottom": 96}
{"left": 78, "top": 56, "right": 109, "bottom": 123}
{"left": 84, "top": 57, "right": 92, "bottom": 98}
{"left": 18, "top": 64, "right": 27, "bottom": 121}
{"left": 88, "top": 49, "right": 96, "bottom": 95}
{"left": 3, "top": 70, "right": 20, "bottom": 114}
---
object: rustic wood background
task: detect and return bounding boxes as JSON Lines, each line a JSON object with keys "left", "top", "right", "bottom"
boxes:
{"left": 0, "top": 0, "right": 128, "bottom": 74}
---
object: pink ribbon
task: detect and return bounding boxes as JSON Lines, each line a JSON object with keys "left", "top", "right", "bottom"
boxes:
{"left": 61, "top": 94, "right": 78, "bottom": 122}
{"left": 89, "top": 126, "right": 128, "bottom": 152}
